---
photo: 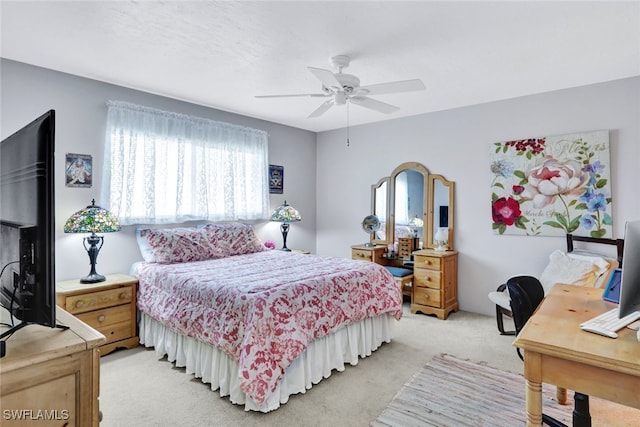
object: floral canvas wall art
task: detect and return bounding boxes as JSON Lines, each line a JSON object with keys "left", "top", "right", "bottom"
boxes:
{"left": 490, "top": 130, "right": 612, "bottom": 237}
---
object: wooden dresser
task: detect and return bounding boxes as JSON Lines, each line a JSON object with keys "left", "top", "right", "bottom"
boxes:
{"left": 411, "top": 250, "right": 458, "bottom": 319}
{"left": 56, "top": 274, "right": 139, "bottom": 356}
{"left": 0, "top": 307, "right": 105, "bottom": 426}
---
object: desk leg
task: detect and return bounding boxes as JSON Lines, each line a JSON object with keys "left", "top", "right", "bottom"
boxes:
{"left": 523, "top": 350, "right": 543, "bottom": 426}
{"left": 526, "top": 379, "right": 543, "bottom": 426}
{"left": 556, "top": 387, "right": 567, "bottom": 405}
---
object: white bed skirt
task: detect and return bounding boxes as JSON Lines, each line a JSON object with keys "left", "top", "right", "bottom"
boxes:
{"left": 139, "top": 313, "right": 397, "bottom": 412}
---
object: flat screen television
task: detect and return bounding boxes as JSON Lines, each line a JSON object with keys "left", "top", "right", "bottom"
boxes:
{"left": 0, "top": 110, "right": 61, "bottom": 348}
{"left": 619, "top": 220, "right": 640, "bottom": 318}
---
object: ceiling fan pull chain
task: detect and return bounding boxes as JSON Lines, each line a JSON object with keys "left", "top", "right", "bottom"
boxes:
{"left": 347, "top": 100, "right": 350, "bottom": 147}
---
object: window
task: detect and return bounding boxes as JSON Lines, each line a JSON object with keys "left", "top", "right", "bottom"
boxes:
{"left": 102, "top": 101, "right": 269, "bottom": 225}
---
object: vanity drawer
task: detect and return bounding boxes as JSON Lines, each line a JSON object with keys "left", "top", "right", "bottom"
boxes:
{"left": 414, "top": 268, "right": 442, "bottom": 289}
{"left": 413, "top": 287, "right": 441, "bottom": 308}
{"left": 413, "top": 255, "right": 441, "bottom": 270}
{"left": 352, "top": 249, "right": 374, "bottom": 262}
{"left": 64, "top": 286, "right": 132, "bottom": 315}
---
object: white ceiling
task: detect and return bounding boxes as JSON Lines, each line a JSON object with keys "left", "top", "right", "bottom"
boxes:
{"left": 1, "top": 1, "right": 639, "bottom": 133}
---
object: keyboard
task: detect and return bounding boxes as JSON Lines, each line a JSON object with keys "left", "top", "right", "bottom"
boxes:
{"left": 579, "top": 307, "right": 640, "bottom": 338}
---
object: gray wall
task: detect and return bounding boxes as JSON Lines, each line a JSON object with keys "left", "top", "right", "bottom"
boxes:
{"left": 316, "top": 76, "right": 640, "bottom": 316}
{"left": 1, "top": 59, "right": 317, "bottom": 281}
{"left": 3, "top": 57, "right": 639, "bottom": 317}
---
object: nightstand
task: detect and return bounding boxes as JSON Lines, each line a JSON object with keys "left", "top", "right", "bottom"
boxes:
{"left": 56, "top": 273, "right": 139, "bottom": 356}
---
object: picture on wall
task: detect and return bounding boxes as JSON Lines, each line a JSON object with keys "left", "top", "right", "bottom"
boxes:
{"left": 65, "top": 153, "right": 93, "bottom": 188}
{"left": 490, "top": 130, "right": 612, "bottom": 237}
{"left": 269, "top": 164, "right": 284, "bottom": 194}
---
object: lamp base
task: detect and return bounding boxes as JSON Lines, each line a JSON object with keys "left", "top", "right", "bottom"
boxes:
{"left": 80, "top": 273, "right": 106, "bottom": 284}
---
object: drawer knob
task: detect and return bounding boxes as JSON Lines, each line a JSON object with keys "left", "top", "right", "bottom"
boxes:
{"left": 76, "top": 300, "right": 85, "bottom": 308}
{"left": 119, "top": 292, "right": 127, "bottom": 300}
{"left": 98, "top": 314, "right": 106, "bottom": 323}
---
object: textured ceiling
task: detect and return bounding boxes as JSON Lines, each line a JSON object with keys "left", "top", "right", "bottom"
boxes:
{"left": 1, "top": 1, "right": 639, "bottom": 132}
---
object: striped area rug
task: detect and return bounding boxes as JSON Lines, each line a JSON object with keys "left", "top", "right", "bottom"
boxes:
{"left": 371, "top": 353, "right": 573, "bottom": 427}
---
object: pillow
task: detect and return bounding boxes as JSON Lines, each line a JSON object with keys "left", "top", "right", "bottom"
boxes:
{"left": 539, "top": 249, "right": 604, "bottom": 293}
{"left": 200, "top": 222, "right": 265, "bottom": 257}
{"left": 136, "top": 226, "right": 226, "bottom": 263}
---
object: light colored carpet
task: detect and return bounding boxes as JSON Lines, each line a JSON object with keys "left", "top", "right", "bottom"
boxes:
{"left": 371, "top": 353, "right": 573, "bottom": 426}
{"left": 100, "top": 303, "right": 640, "bottom": 426}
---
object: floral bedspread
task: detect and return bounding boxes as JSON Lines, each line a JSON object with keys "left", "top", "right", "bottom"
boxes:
{"left": 134, "top": 250, "right": 402, "bottom": 408}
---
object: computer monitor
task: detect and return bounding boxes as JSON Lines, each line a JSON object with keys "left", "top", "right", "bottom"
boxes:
{"left": 619, "top": 220, "right": 640, "bottom": 317}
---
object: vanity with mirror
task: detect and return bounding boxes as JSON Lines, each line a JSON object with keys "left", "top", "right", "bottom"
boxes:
{"left": 351, "top": 161, "right": 457, "bottom": 319}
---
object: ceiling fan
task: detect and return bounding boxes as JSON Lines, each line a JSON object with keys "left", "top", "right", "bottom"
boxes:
{"left": 255, "top": 55, "right": 426, "bottom": 118}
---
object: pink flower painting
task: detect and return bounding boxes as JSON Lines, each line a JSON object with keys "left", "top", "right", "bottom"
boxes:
{"left": 490, "top": 131, "right": 612, "bottom": 237}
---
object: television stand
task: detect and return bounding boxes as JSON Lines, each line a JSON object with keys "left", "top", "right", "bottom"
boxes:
{"left": 0, "top": 321, "right": 70, "bottom": 357}
{"left": 0, "top": 307, "right": 105, "bottom": 426}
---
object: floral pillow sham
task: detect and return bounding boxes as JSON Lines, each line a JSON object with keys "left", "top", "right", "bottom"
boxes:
{"left": 200, "top": 222, "right": 265, "bottom": 257}
{"left": 137, "top": 222, "right": 264, "bottom": 263}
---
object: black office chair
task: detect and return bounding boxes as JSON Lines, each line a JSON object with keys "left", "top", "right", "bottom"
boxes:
{"left": 507, "top": 276, "right": 592, "bottom": 427}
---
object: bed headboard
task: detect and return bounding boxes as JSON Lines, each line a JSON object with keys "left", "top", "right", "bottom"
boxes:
{"left": 566, "top": 234, "right": 625, "bottom": 267}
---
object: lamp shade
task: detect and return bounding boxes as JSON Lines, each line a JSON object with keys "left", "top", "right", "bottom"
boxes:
{"left": 408, "top": 216, "right": 424, "bottom": 228}
{"left": 64, "top": 199, "right": 121, "bottom": 234}
{"left": 270, "top": 200, "right": 301, "bottom": 223}
{"left": 434, "top": 227, "right": 448, "bottom": 252}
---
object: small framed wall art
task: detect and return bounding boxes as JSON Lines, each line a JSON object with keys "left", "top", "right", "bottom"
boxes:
{"left": 269, "top": 164, "right": 283, "bottom": 194}
{"left": 65, "top": 153, "right": 93, "bottom": 188}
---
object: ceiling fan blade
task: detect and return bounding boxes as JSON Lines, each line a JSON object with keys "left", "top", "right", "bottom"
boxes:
{"left": 350, "top": 96, "right": 400, "bottom": 114}
{"left": 255, "top": 93, "right": 328, "bottom": 98}
{"left": 308, "top": 67, "right": 342, "bottom": 90}
{"left": 308, "top": 99, "right": 334, "bottom": 118}
{"left": 358, "top": 79, "right": 425, "bottom": 96}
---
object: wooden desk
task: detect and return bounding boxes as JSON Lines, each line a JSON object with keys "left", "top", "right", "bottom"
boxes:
{"left": 513, "top": 285, "right": 640, "bottom": 426}
{"left": 0, "top": 307, "right": 106, "bottom": 426}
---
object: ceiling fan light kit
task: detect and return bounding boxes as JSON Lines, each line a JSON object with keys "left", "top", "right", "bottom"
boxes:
{"left": 255, "top": 55, "right": 425, "bottom": 119}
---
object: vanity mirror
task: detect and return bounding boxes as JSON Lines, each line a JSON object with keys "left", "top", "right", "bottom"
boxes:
{"left": 367, "top": 162, "right": 454, "bottom": 251}
{"left": 429, "top": 174, "right": 455, "bottom": 250}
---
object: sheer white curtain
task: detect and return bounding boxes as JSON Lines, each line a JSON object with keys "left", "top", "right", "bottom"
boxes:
{"left": 102, "top": 101, "right": 269, "bottom": 225}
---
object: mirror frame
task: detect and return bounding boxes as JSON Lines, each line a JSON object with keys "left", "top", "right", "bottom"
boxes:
{"left": 389, "top": 162, "right": 429, "bottom": 248}
{"left": 427, "top": 174, "right": 455, "bottom": 250}
{"left": 370, "top": 177, "right": 390, "bottom": 246}
{"left": 370, "top": 162, "right": 455, "bottom": 251}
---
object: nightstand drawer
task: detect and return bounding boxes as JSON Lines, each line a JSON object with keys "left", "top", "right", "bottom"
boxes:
{"left": 413, "top": 255, "right": 441, "bottom": 270}
{"left": 76, "top": 303, "right": 131, "bottom": 329}
{"left": 413, "top": 287, "right": 441, "bottom": 307}
{"left": 414, "top": 268, "right": 442, "bottom": 289}
{"left": 93, "top": 320, "right": 133, "bottom": 345}
{"left": 65, "top": 286, "right": 132, "bottom": 315}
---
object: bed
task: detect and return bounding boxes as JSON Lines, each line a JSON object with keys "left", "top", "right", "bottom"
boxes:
{"left": 132, "top": 222, "right": 402, "bottom": 412}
